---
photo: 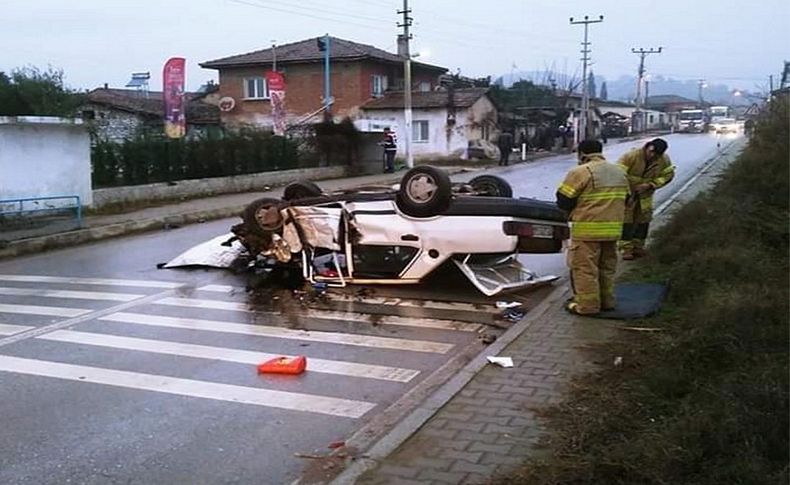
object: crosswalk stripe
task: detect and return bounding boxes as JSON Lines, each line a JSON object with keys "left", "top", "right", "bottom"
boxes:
{"left": 40, "top": 330, "right": 420, "bottom": 383}
{"left": 199, "top": 284, "right": 497, "bottom": 314}
{"left": 199, "top": 284, "right": 237, "bottom": 293}
{"left": 155, "top": 297, "right": 482, "bottom": 332}
{"left": 324, "top": 293, "right": 502, "bottom": 314}
{"left": 0, "top": 324, "right": 34, "bottom": 336}
{"left": 0, "top": 275, "right": 181, "bottom": 289}
{"left": 100, "top": 312, "right": 454, "bottom": 354}
{"left": 0, "top": 303, "right": 91, "bottom": 318}
{"left": 0, "top": 355, "right": 375, "bottom": 418}
{"left": 0, "top": 287, "right": 144, "bottom": 302}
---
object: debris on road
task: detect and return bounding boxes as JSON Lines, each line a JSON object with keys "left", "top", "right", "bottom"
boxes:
{"left": 495, "top": 300, "right": 522, "bottom": 309}
{"left": 499, "top": 308, "right": 526, "bottom": 322}
{"left": 257, "top": 356, "right": 307, "bottom": 375}
{"left": 479, "top": 333, "right": 497, "bottom": 345}
{"left": 614, "top": 356, "right": 623, "bottom": 367}
{"left": 486, "top": 356, "right": 514, "bottom": 368}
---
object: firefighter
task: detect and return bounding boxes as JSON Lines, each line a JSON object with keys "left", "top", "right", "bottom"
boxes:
{"left": 617, "top": 138, "right": 675, "bottom": 259}
{"left": 556, "top": 139, "right": 630, "bottom": 315}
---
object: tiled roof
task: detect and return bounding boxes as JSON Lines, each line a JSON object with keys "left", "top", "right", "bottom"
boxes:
{"left": 362, "top": 87, "right": 490, "bottom": 110}
{"left": 85, "top": 88, "right": 219, "bottom": 123}
{"left": 201, "top": 36, "right": 446, "bottom": 72}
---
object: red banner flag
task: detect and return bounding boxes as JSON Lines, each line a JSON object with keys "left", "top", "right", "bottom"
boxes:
{"left": 266, "top": 70, "right": 287, "bottom": 136}
{"left": 163, "top": 57, "right": 186, "bottom": 139}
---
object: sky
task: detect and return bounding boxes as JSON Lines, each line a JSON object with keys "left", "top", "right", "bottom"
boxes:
{"left": 2, "top": 0, "right": 788, "bottom": 93}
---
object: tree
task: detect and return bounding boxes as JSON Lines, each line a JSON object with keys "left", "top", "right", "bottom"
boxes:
{"left": 0, "top": 66, "right": 84, "bottom": 116}
{"left": 600, "top": 81, "right": 608, "bottom": 100}
{"left": 587, "top": 71, "right": 597, "bottom": 100}
{"left": 488, "top": 80, "right": 557, "bottom": 112}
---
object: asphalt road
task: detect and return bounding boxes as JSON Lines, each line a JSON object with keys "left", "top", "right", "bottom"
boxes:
{"left": 0, "top": 132, "right": 740, "bottom": 485}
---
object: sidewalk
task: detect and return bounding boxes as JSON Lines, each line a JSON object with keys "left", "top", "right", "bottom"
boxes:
{"left": 329, "top": 141, "right": 743, "bottom": 485}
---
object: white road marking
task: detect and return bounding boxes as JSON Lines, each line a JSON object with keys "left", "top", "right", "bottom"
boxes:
{"left": 0, "top": 303, "right": 91, "bottom": 318}
{"left": 100, "top": 312, "right": 454, "bottom": 354}
{"left": 324, "top": 293, "right": 501, "bottom": 314}
{"left": 0, "top": 289, "right": 182, "bottom": 349}
{"left": 0, "top": 355, "right": 375, "bottom": 418}
{"left": 40, "top": 330, "right": 420, "bottom": 383}
{"left": 155, "top": 297, "right": 481, "bottom": 332}
{"left": 199, "top": 284, "right": 238, "bottom": 293}
{"left": 199, "top": 285, "right": 495, "bottom": 314}
{"left": 0, "top": 287, "right": 144, "bottom": 302}
{"left": 0, "top": 324, "right": 34, "bottom": 336}
{"left": 0, "top": 275, "right": 181, "bottom": 289}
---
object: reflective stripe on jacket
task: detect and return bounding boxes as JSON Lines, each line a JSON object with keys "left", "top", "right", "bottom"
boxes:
{"left": 557, "top": 153, "right": 630, "bottom": 241}
{"left": 617, "top": 148, "right": 675, "bottom": 221}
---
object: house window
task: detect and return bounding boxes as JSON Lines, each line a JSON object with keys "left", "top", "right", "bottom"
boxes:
{"left": 371, "top": 75, "right": 387, "bottom": 97}
{"left": 482, "top": 123, "right": 490, "bottom": 141}
{"left": 417, "top": 81, "right": 431, "bottom": 92}
{"left": 81, "top": 110, "right": 96, "bottom": 120}
{"left": 413, "top": 120, "right": 429, "bottom": 142}
{"left": 649, "top": 114, "right": 655, "bottom": 124}
{"left": 243, "top": 77, "right": 268, "bottom": 99}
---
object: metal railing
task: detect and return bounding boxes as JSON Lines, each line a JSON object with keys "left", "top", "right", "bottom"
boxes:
{"left": 0, "top": 195, "right": 82, "bottom": 228}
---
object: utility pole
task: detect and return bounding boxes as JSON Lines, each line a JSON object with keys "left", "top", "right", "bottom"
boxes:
{"left": 631, "top": 47, "right": 662, "bottom": 133}
{"left": 570, "top": 15, "right": 603, "bottom": 142}
{"left": 317, "top": 34, "right": 332, "bottom": 115}
{"left": 398, "top": 0, "right": 414, "bottom": 168}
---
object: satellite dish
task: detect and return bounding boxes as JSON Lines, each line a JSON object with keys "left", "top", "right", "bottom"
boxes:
{"left": 218, "top": 96, "right": 236, "bottom": 112}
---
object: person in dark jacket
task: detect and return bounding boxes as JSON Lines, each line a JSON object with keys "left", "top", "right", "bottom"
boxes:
{"left": 498, "top": 131, "right": 514, "bottom": 166}
{"left": 381, "top": 127, "right": 397, "bottom": 173}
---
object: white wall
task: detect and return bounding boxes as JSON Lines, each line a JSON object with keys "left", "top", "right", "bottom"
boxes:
{"left": 0, "top": 117, "right": 92, "bottom": 206}
{"left": 359, "top": 106, "right": 481, "bottom": 160}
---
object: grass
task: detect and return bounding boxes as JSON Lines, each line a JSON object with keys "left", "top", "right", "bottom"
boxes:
{"left": 493, "top": 97, "right": 789, "bottom": 485}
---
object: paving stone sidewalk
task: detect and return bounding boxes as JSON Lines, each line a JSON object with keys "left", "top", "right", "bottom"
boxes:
{"left": 343, "top": 140, "right": 743, "bottom": 485}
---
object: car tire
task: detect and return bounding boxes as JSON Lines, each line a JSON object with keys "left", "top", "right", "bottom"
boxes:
{"left": 283, "top": 181, "right": 323, "bottom": 201}
{"left": 243, "top": 197, "right": 285, "bottom": 236}
{"left": 468, "top": 175, "right": 513, "bottom": 198}
{"left": 396, "top": 166, "right": 452, "bottom": 217}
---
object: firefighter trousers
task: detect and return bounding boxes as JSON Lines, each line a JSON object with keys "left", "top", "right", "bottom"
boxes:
{"left": 619, "top": 222, "right": 650, "bottom": 251}
{"left": 567, "top": 240, "right": 618, "bottom": 314}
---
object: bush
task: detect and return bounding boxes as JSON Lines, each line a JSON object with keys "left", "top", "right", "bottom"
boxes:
{"left": 497, "top": 95, "right": 789, "bottom": 485}
{"left": 91, "top": 130, "right": 304, "bottom": 188}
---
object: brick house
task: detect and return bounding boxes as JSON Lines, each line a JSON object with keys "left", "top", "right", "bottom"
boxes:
{"left": 359, "top": 87, "right": 499, "bottom": 160}
{"left": 199, "top": 36, "right": 447, "bottom": 128}
{"left": 81, "top": 87, "right": 220, "bottom": 142}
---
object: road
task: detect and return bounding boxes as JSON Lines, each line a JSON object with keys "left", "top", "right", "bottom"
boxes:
{"left": 0, "top": 132, "right": 739, "bottom": 485}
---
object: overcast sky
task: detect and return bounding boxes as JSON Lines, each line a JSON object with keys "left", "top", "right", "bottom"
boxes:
{"left": 3, "top": 0, "right": 788, "bottom": 93}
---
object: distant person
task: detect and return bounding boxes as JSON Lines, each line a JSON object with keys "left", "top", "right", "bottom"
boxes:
{"left": 498, "top": 131, "right": 514, "bottom": 166}
{"left": 381, "top": 127, "right": 397, "bottom": 173}
{"left": 556, "top": 139, "right": 630, "bottom": 315}
{"left": 617, "top": 138, "right": 675, "bottom": 260}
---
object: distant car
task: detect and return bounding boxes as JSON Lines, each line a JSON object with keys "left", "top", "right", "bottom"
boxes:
{"left": 167, "top": 167, "right": 570, "bottom": 296}
{"left": 713, "top": 118, "right": 738, "bottom": 134}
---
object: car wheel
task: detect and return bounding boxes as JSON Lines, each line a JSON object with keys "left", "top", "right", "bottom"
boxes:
{"left": 283, "top": 181, "right": 323, "bottom": 201}
{"left": 468, "top": 175, "right": 513, "bottom": 198}
{"left": 243, "top": 197, "right": 285, "bottom": 236}
{"left": 396, "top": 166, "right": 452, "bottom": 217}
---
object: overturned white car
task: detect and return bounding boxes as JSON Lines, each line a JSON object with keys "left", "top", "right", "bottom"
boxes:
{"left": 167, "top": 166, "right": 570, "bottom": 296}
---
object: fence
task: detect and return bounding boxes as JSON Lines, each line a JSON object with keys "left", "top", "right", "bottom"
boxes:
{"left": 91, "top": 122, "right": 363, "bottom": 189}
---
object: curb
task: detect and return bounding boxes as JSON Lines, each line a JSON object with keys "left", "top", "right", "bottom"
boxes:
{"left": 326, "top": 284, "right": 571, "bottom": 485}
{"left": 0, "top": 205, "right": 246, "bottom": 260}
